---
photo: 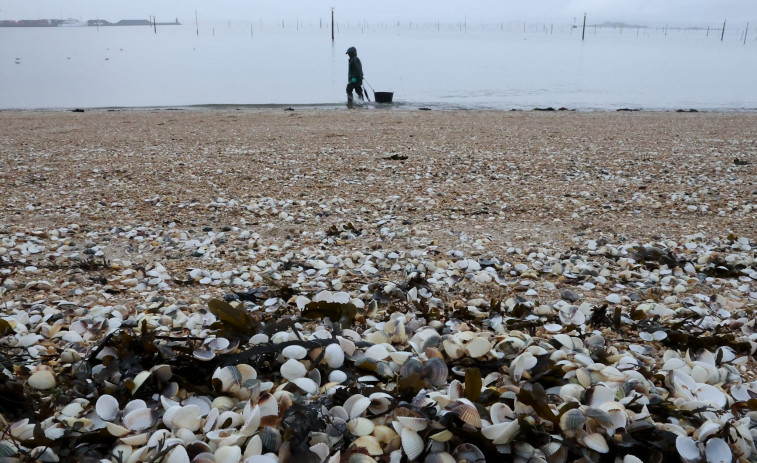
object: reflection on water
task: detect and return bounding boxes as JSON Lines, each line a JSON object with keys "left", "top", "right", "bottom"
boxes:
{"left": 0, "top": 22, "right": 755, "bottom": 110}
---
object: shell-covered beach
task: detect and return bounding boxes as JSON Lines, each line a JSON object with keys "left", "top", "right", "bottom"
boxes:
{"left": 1, "top": 109, "right": 756, "bottom": 463}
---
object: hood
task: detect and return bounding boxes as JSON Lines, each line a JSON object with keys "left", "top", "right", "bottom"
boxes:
{"left": 346, "top": 47, "right": 357, "bottom": 57}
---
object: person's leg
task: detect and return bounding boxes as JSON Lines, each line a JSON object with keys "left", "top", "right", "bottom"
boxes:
{"left": 355, "top": 85, "right": 364, "bottom": 100}
{"left": 346, "top": 83, "right": 354, "bottom": 101}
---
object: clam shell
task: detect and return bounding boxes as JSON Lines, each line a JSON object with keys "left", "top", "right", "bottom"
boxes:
{"left": 291, "top": 377, "right": 318, "bottom": 395}
{"left": 310, "top": 442, "right": 330, "bottom": 462}
{"left": 676, "top": 435, "right": 701, "bottom": 461}
{"left": 401, "top": 428, "right": 424, "bottom": 461}
{"left": 324, "top": 343, "right": 346, "bottom": 369}
{"left": 446, "top": 399, "right": 481, "bottom": 428}
{"left": 396, "top": 416, "right": 428, "bottom": 432}
{"left": 171, "top": 404, "right": 203, "bottom": 431}
{"left": 282, "top": 345, "right": 308, "bottom": 360}
{"left": 373, "top": 424, "right": 398, "bottom": 443}
{"left": 123, "top": 408, "right": 158, "bottom": 432}
{"left": 559, "top": 409, "right": 585, "bottom": 432}
{"left": 464, "top": 337, "right": 490, "bottom": 358}
{"left": 214, "top": 445, "right": 242, "bottom": 463}
{"left": 423, "top": 357, "right": 448, "bottom": 387}
{"left": 705, "top": 437, "right": 731, "bottom": 463}
{"left": 348, "top": 417, "right": 376, "bottom": 436}
{"left": 105, "top": 422, "right": 130, "bottom": 437}
{"left": 351, "top": 435, "right": 383, "bottom": 455}
{"left": 164, "top": 445, "right": 190, "bottom": 463}
{"left": 280, "top": 358, "right": 307, "bottom": 381}
{"left": 582, "top": 433, "right": 609, "bottom": 453}
{"left": 481, "top": 420, "right": 520, "bottom": 444}
{"left": 344, "top": 395, "right": 371, "bottom": 419}
{"left": 28, "top": 370, "right": 56, "bottom": 390}
{"left": 95, "top": 394, "right": 120, "bottom": 422}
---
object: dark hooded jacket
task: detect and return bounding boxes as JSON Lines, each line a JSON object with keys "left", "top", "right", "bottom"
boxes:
{"left": 346, "top": 47, "right": 363, "bottom": 84}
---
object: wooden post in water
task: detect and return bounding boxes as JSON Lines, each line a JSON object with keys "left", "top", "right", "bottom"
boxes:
{"left": 331, "top": 8, "right": 334, "bottom": 41}
{"left": 721, "top": 20, "right": 726, "bottom": 41}
{"left": 745, "top": 23, "right": 749, "bottom": 44}
{"left": 195, "top": 10, "right": 199, "bottom": 36}
{"left": 153, "top": 16, "right": 157, "bottom": 34}
{"left": 581, "top": 13, "right": 586, "bottom": 40}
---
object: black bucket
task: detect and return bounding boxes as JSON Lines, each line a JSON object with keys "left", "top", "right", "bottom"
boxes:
{"left": 374, "top": 91, "right": 394, "bottom": 103}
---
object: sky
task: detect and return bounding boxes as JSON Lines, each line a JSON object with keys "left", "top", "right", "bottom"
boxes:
{"left": 1, "top": 0, "right": 754, "bottom": 27}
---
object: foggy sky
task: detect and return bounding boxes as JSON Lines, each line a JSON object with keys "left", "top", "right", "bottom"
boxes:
{"left": 2, "top": 0, "right": 754, "bottom": 27}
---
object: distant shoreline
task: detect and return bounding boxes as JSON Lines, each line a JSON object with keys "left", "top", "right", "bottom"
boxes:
{"left": 0, "top": 18, "right": 180, "bottom": 27}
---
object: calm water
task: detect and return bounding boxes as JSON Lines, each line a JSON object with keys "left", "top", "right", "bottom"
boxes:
{"left": 1, "top": 22, "right": 755, "bottom": 110}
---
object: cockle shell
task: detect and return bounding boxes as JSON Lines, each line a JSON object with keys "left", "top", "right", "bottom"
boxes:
{"left": 95, "top": 394, "right": 120, "bottom": 421}
{"left": 401, "top": 428, "right": 424, "bottom": 461}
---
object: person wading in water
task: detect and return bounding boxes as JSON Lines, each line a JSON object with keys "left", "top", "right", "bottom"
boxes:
{"left": 346, "top": 46, "right": 364, "bottom": 106}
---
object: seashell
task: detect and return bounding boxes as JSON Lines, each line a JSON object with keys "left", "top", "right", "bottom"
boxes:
{"left": 423, "top": 357, "right": 448, "bottom": 387}
{"left": 676, "top": 435, "right": 701, "bottom": 461}
{"left": 324, "top": 343, "right": 346, "bottom": 369}
{"left": 489, "top": 402, "right": 514, "bottom": 425}
{"left": 119, "top": 432, "right": 149, "bottom": 446}
{"left": 443, "top": 338, "right": 465, "bottom": 360}
{"left": 400, "top": 358, "right": 423, "bottom": 378}
{"left": 348, "top": 417, "right": 376, "bottom": 436}
{"left": 464, "top": 337, "right": 490, "bottom": 358}
{"left": 481, "top": 419, "right": 520, "bottom": 444}
{"left": 401, "top": 428, "right": 424, "bottom": 461}
{"left": 582, "top": 433, "right": 609, "bottom": 453}
{"left": 214, "top": 445, "right": 242, "bottom": 463}
{"left": 623, "top": 456, "right": 644, "bottom": 463}
{"left": 373, "top": 424, "right": 398, "bottom": 443}
{"left": 123, "top": 399, "right": 147, "bottom": 417}
{"left": 368, "top": 392, "right": 393, "bottom": 414}
{"left": 112, "top": 445, "right": 133, "bottom": 462}
{"left": 171, "top": 404, "right": 203, "bottom": 431}
{"left": 282, "top": 345, "right": 308, "bottom": 360}
{"left": 164, "top": 445, "right": 190, "bottom": 463}
{"left": 351, "top": 435, "right": 383, "bottom": 455}
{"left": 396, "top": 416, "right": 428, "bottom": 432}
{"left": 344, "top": 395, "right": 372, "bottom": 419}
{"left": 310, "top": 442, "right": 330, "bottom": 463}
{"left": 123, "top": 408, "right": 157, "bottom": 432}
{"left": 105, "top": 422, "right": 130, "bottom": 437}
{"left": 446, "top": 399, "right": 481, "bottom": 428}
{"left": 510, "top": 352, "right": 537, "bottom": 381}
{"left": 280, "top": 358, "right": 307, "bottom": 381}
{"left": 259, "top": 426, "right": 283, "bottom": 452}
{"left": 559, "top": 409, "right": 585, "bottom": 433}
{"left": 95, "top": 394, "right": 120, "bottom": 421}
{"left": 28, "top": 370, "right": 56, "bottom": 390}
{"left": 424, "top": 452, "right": 456, "bottom": 463}
{"left": 429, "top": 430, "right": 454, "bottom": 442}
{"left": 705, "top": 437, "right": 731, "bottom": 463}
{"left": 452, "top": 444, "right": 485, "bottom": 463}
{"left": 291, "top": 377, "right": 318, "bottom": 395}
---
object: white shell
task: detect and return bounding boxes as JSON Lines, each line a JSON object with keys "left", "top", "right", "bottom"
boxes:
{"left": 28, "top": 370, "right": 56, "bottom": 390}
{"left": 280, "top": 358, "right": 307, "bottom": 380}
{"left": 329, "top": 370, "right": 348, "bottom": 384}
{"left": 291, "top": 377, "right": 318, "bottom": 395}
{"left": 464, "top": 337, "right": 490, "bottom": 358}
{"left": 214, "top": 445, "right": 242, "bottom": 463}
{"left": 164, "top": 445, "right": 190, "bottom": 463}
{"left": 482, "top": 420, "right": 520, "bottom": 444}
{"left": 324, "top": 343, "right": 345, "bottom": 368}
{"left": 582, "top": 433, "right": 609, "bottom": 453}
{"left": 705, "top": 438, "right": 731, "bottom": 463}
{"left": 344, "top": 395, "right": 371, "bottom": 419}
{"left": 171, "top": 404, "right": 202, "bottom": 431}
{"left": 364, "top": 344, "right": 390, "bottom": 361}
{"left": 282, "top": 345, "right": 308, "bottom": 360}
{"left": 676, "top": 435, "right": 701, "bottom": 461}
{"left": 396, "top": 416, "right": 428, "bottom": 432}
{"left": 401, "top": 428, "right": 424, "bottom": 461}
{"left": 95, "top": 394, "right": 120, "bottom": 422}
{"left": 123, "top": 408, "right": 157, "bottom": 432}
{"left": 348, "top": 417, "right": 375, "bottom": 436}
